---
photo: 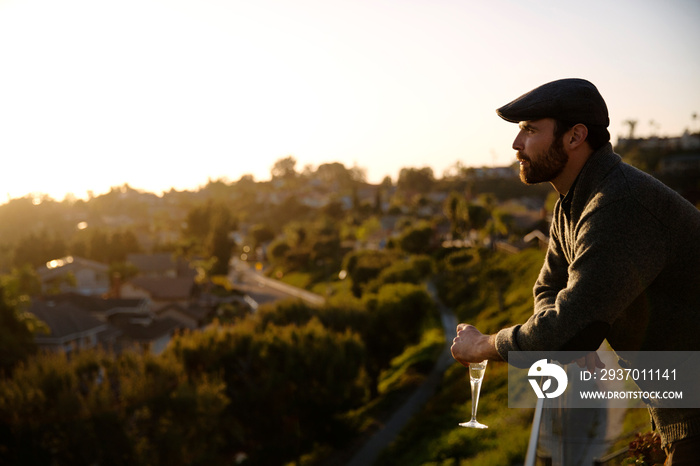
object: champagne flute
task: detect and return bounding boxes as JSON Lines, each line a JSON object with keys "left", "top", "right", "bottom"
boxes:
{"left": 459, "top": 360, "right": 488, "bottom": 429}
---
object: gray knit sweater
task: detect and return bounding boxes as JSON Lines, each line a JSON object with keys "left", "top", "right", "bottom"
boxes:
{"left": 494, "top": 143, "right": 700, "bottom": 445}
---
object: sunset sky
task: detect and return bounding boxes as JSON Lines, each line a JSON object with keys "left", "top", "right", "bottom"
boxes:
{"left": 1, "top": 0, "right": 698, "bottom": 202}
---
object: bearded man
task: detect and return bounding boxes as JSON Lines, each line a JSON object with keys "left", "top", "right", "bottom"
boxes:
{"left": 450, "top": 78, "right": 700, "bottom": 464}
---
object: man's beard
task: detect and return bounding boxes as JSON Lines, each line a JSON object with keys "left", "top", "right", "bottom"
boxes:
{"left": 517, "top": 138, "right": 568, "bottom": 184}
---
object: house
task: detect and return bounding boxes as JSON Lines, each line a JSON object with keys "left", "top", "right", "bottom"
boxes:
{"left": 39, "top": 292, "right": 149, "bottom": 321}
{"left": 300, "top": 192, "right": 331, "bottom": 208}
{"left": 107, "top": 312, "right": 181, "bottom": 355}
{"left": 126, "top": 253, "right": 195, "bottom": 278}
{"left": 523, "top": 229, "right": 550, "bottom": 250}
{"left": 31, "top": 293, "right": 187, "bottom": 354}
{"left": 156, "top": 303, "right": 214, "bottom": 329}
{"left": 119, "top": 276, "right": 198, "bottom": 311}
{"left": 37, "top": 256, "right": 110, "bottom": 296}
{"left": 30, "top": 301, "right": 117, "bottom": 353}
{"left": 154, "top": 289, "right": 257, "bottom": 329}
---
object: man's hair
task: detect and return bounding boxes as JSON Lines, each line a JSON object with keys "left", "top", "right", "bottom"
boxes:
{"left": 554, "top": 120, "right": 610, "bottom": 151}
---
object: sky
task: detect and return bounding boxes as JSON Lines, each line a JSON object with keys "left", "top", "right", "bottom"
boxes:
{"left": 0, "top": 0, "right": 698, "bottom": 202}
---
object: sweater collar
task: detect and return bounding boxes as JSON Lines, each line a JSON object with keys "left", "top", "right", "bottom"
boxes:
{"left": 560, "top": 177, "right": 578, "bottom": 217}
{"left": 568, "top": 143, "right": 621, "bottom": 216}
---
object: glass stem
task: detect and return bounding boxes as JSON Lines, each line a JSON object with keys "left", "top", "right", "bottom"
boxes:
{"left": 470, "top": 378, "right": 482, "bottom": 421}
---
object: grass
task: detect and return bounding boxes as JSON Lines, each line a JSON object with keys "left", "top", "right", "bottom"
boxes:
{"left": 370, "top": 249, "right": 546, "bottom": 465}
{"left": 344, "top": 324, "right": 446, "bottom": 434}
{"left": 275, "top": 270, "right": 354, "bottom": 300}
{"left": 377, "top": 361, "right": 532, "bottom": 465}
{"left": 278, "top": 271, "right": 313, "bottom": 289}
{"left": 379, "top": 328, "right": 445, "bottom": 395}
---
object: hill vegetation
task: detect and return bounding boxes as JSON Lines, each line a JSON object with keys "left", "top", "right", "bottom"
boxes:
{"left": 0, "top": 146, "right": 683, "bottom": 464}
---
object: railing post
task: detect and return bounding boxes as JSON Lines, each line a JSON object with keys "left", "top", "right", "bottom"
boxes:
{"left": 524, "top": 396, "right": 545, "bottom": 466}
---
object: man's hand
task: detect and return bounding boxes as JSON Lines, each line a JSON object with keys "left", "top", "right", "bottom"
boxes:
{"left": 451, "top": 323, "right": 502, "bottom": 367}
{"left": 575, "top": 352, "right": 605, "bottom": 374}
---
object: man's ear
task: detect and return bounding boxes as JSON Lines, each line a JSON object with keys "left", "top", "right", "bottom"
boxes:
{"left": 567, "top": 124, "right": 589, "bottom": 149}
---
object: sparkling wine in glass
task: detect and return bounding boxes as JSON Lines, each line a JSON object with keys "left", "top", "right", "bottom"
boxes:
{"left": 459, "top": 360, "right": 488, "bottom": 429}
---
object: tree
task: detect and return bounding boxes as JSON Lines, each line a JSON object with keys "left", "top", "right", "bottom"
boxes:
{"left": 397, "top": 167, "right": 435, "bottom": 194}
{"left": 205, "top": 207, "right": 235, "bottom": 276}
{"left": 180, "top": 201, "right": 236, "bottom": 276}
{"left": 343, "top": 249, "right": 397, "bottom": 297}
{"left": 364, "top": 255, "right": 434, "bottom": 293}
{"left": 271, "top": 155, "right": 297, "bottom": 180}
{"left": 361, "top": 283, "right": 436, "bottom": 397}
{"left": 266, "top": 196, "right": 313, "bottom": 230}
{"left": 107, "top": 230, "right": 142, "bottom": 263}
{"left": 315, "top": 162, "right": 354, "bottom": 189}
{"left": 381, "top": 175, "right": 393, "bottom": 189}
{"left": 185, "top": 202, "right": 234, "bottom": 248}
{"left": 204, "top": 177, "right": 233, "bottom": 201}
{"left": 249, "top": 224, "right": 275, "bottom": 250}
{"left": 321, "top": 199, "right": 345, "bottom": 220}
{"left": 88, "top": 229, "right": 110, "bottom": 263}
{"left": 466, "top": 203, "right": 490, "bottom": 231}
{"left": 444, "top": 191, "right": 467, "bottom": 238}
{"left": 167, "top": 317, "right": 366, "bottom": 464}
{"left": 12, "top": 230, "right": 68, "bottom": 268}
{"left": 397, "top": 221, "right": 435, "bottom": 255}
{"left": 0, "top": 347, "right": 230, "bottom": 465}
{"left": 0, "top": 285, "right": 44, "bottom": 374}
{"left": 283, "top": 222, "right": 308, "bottom": 248}
{"left": 1, "top": 265, "right": 42, "bottom": 299}
{"left": 435, "top": 249, "right": 480, "bottom": 309}
{"left": 267, "top": 239, "right": 292, "bottom": 266}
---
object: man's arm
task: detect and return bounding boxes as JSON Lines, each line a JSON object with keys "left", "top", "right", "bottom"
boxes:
{"left": 532, "top": 225, "right": 569, "bottom": 313}
{"left": 496, "top": 199, "right": 667, "bottom": 357}
{"left": 451, "top": 224, "right": 567, "bottom": 367}
{"left": 491, "top": 224, "right": 570, "bottom": 361}
{"left": 451, "top": 324, "right": 503, "bottom": 367}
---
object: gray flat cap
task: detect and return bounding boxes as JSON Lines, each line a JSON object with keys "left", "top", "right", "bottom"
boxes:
{"left": 496, "top": 78, "right": 609, "bottom": 127}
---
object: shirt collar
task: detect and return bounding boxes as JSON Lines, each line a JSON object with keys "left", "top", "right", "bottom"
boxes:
{"left": 560, "top": 177, "right": 579, "bottom": 216}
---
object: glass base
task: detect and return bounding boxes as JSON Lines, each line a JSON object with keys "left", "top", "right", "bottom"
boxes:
{"left": 459, "top": 420, "right": 488, "bottom": 429}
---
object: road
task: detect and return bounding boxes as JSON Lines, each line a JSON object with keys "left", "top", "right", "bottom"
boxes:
{"left": 228, "top": 260, "right": 325, "bottom": 308}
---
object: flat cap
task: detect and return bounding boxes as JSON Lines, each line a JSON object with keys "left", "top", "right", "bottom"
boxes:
{"left": 496, "top": 78, "right": 609, "bottom": 127}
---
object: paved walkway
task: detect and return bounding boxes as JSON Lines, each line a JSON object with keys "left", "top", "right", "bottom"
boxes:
{"left": 228, "top": 260, "right": 326, "bottom": 307}
{"left": 347, "top": 282, "right": 457, "bottom": 466}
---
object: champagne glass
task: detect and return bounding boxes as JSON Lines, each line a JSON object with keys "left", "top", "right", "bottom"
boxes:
{"left": 459, "top": 360, "right": 488, "bottom": 429}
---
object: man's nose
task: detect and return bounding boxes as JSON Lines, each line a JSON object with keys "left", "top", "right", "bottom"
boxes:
{"left": 512, "top": 132, "right": 524, "bottom": 151}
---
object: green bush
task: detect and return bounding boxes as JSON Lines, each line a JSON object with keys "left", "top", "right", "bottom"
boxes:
{"left": 343, "top": 249, "right": 398, "bottom": 297}
{"left": 364, "top": 255, "right": 435, "bottom": 293}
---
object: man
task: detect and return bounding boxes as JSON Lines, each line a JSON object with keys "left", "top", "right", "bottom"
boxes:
{"left": 450, "top": 78, "right": 700, "bottom": 463}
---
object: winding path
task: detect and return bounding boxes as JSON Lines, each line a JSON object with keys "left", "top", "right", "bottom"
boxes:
{"left": 347, "top": 281, "right": 457, "bottom": 466}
